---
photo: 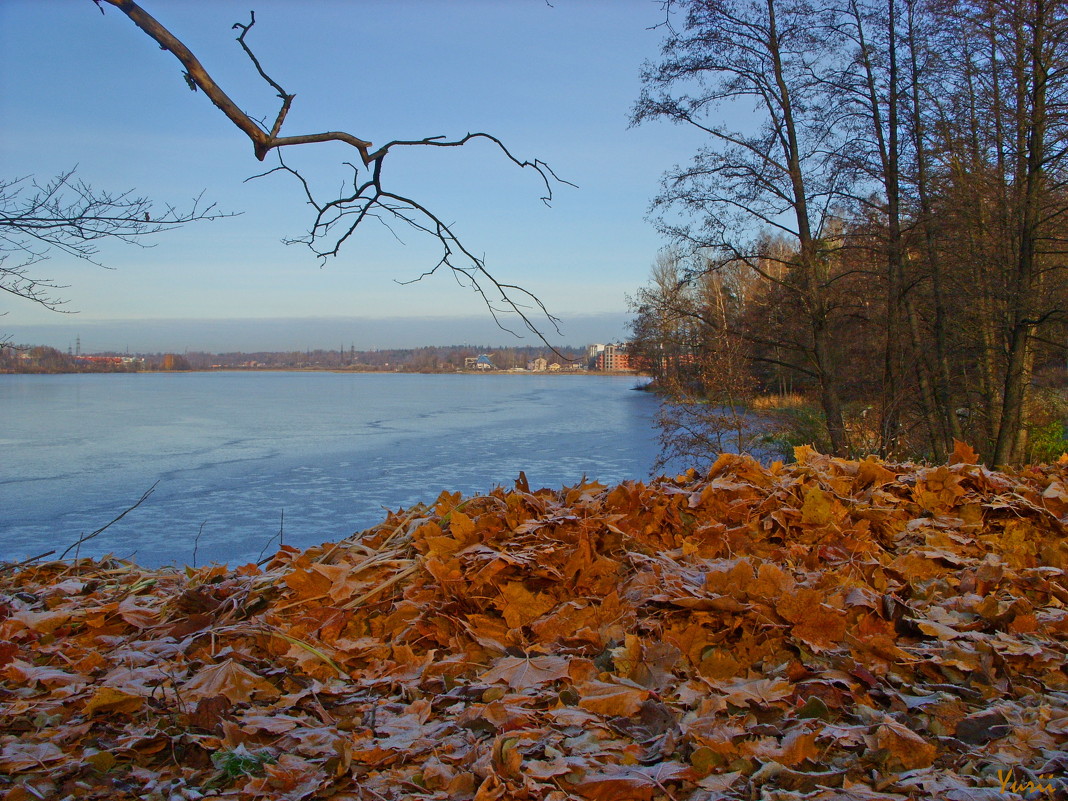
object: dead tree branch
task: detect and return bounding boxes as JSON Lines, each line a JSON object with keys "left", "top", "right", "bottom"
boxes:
{"left": 95, "top": 0, "right": 574, "bottom": 342}
{"left": 0, "top": 169, "right": 232, "bottom": 311}
{"left": 59, "top": 481, "right": 159, "bottom": 561}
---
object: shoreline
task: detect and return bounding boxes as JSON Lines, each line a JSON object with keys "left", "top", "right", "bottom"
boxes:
{"left": 2, "top": 367, "right": 645, "bottom": 377}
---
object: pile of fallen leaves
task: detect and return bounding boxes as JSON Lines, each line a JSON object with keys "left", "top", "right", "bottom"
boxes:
{"left": 2, "top": 444, "right": 1067, "bottom": 801}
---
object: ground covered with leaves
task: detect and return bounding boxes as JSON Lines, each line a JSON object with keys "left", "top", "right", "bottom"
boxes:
{"left": 2, "top": 446, "right": 1067, "bottom": 800}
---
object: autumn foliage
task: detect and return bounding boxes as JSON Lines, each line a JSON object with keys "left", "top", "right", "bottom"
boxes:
{"left": 2, "top": 446, "right": 1068, "bottom": 799}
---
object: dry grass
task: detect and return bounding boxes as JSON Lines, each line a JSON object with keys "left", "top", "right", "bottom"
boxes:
{"left": 749, "top": 392, "right": 808, "bottom": 410}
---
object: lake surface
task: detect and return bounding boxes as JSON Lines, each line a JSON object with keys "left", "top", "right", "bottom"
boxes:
{"left": 1, "top": 372, "right": 661, "bottom": 567}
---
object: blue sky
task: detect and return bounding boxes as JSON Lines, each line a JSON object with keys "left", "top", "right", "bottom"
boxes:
{"left": 1, "top": 0, "right": 704, "bottom": 350}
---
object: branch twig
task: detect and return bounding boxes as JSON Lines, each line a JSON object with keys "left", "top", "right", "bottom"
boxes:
{"left": 60, "top": 481, "right": 159, "bottom": 560}
{"left": 0, "top": 550, "right": 57, "bottom": 576}
{"left": 96, "top": 0, "right": 572, "bottom": 347}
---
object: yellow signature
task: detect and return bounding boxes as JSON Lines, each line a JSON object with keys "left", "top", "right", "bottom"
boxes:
{"left": 998, "top": 769, "right": 1063, "bottom": 797}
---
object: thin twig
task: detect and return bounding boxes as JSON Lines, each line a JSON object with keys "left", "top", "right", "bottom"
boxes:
{"left": 192, "top": 521, "right": 205, "bottom": 568}
{"left": 340, "top": 561, "right": 422, "bottom": 610}
{"left": 0, "top": 550, "right": 57, "bottom": 576}
{"left": 255, "top": 509, "right": 285, "bottom": 566}
{"left": 59, "top": 481, "right": 159, "bottom": 560}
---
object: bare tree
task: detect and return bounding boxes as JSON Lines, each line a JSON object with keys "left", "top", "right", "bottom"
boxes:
{"left": 911, "top": 0, "right": 1068, "bottom": 465}
{"left": 0, "top": 168, "right": 228, "bottom": 321}
{"left": 93, "top": 0, "right": 573, "bottom": 342}
{"left": 633, "top": 0, "right": 852, "bottom": 455}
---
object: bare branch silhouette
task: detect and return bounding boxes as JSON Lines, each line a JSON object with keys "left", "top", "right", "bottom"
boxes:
{"left": 96, "top": 1, "right": 575, "bottom": 343}
{"left": 0, "top": 169, "right": 232, "bottom": 314}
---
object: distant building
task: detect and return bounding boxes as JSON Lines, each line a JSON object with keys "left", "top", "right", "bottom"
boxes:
{"left": 587, "top": 343, "right": 605, "bottom": 370}
{"left": 597, "top": 343, "right": 630, "bottom": 371}
{"left": 74, "top": 355, "right": 124, "bottom": 366}
{"left": 473, "top": 354, "right": 496, "bottom": 370}
{"left": 528, "top": 357, "right": 548, "bottom": 372}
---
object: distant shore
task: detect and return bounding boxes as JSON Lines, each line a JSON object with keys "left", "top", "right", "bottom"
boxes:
{"left": 3, "top": 365, "right": 642, "bottom": 377}
{"left": 2, "top": 342, "right": 639, "bottom": 375}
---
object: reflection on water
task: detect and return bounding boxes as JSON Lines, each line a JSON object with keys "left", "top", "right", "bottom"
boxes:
{"left": 1, "top": 372, "right": 660, "bottom": 566}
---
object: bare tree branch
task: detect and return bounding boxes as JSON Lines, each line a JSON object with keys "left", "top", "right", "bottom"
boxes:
{"left": 0, "top": 169, "right": 232, "bottom": 314}
{"left": 96, "top": 0, "right": 575, "bottom": 344}
{"left": 59, "top": 481, "right": 159, "bottom": 561}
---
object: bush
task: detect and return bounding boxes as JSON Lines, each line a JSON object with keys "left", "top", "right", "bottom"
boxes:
{"left": 1026, "top": 389, "right": 1068, "bottom": 464}
{"left": 759, "top": 402, "right": 830, "bottom": 459}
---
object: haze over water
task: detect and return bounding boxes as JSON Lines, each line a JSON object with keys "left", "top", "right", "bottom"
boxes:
{"left": 2, "top": 372, "right": 660, "bottom": 567}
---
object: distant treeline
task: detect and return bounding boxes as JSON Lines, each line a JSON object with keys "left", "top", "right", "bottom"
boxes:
{"left": 0, "top": 344, "right": 591, "bottom": 374}
{"left": 0, "top": 346, "right": 144, "bottom": 374}
{"left": 186, "top": 344, "right": 589, "bottom": 371}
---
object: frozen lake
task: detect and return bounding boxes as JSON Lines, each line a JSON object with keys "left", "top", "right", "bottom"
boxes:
{"left": 1, "top": 371, "right": 660, "bottom": 567}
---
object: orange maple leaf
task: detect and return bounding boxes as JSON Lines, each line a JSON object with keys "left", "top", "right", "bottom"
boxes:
{"left": 951, "top": 439, "right": 980, "bottom": 465}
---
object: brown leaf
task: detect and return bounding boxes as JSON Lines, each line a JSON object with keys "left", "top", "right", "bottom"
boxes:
{"left": 576, "top": 678, "right": 650, "bottom": 716}
{"left": 951, "top": 439, "right": 980, "bottom": 465}
{"left": 188, "top": 694, "right": 231, "bottom": 732}
{"left": 447, "top": 510, "right": 480, "bottom": 547}
{"left": 572, "top": 762, "right": 691, "bottom": 801}
{"left": 241, "top": 753, "right": 323, "bottom": 801}
{"left": 873, "top": 722, "right": 937, "bottom": 770}
{"left": 778, "top": 728, "right": 820, "bottom": 767}
{"left": 480, "top": 654, "right": 570, "bottom": 690}
{"left": 524, "top": 754, "right": 574, "bottom": 780}
{"left": 238, "top": 711, "right": 304, "bottom": 735}
{"left": 7, "top": 609, "right": 70, "bottom": 634}
{"left": 83, "top": 686, "right": 145, "bottom": 716}
{"left": 182, "top": 658, "right": 279, "bottom": 704}
{"left": 0, "top": 741, "right": 65, "bottom": 772}
{"left": 713, "top": 676, "right": 794, "bottom": 707}
{"left": 0, "top": 641, "right": 17, "bottom": 670}
{"left": 856, "top": 456, "right": 898, "bottom": 487}
{"left": 117, "top": 596, "right": 158, "bottom": 629}
{"left": 494, "top": 582, "right": 555, "bottom": 628}
{"left": 4, "top": 659, "right": 84, "bottom": 688}
{"left": 777, "top": 588, "right": 847, "bottom": 653}
{"left": 954, "top": 710, "right": 1010, "bottom": 744}
{"left": 915, "top": 618, "right": 965, "bottom": 640}
{"left": 491, "top": 734, "right": 523, "bottom": 779}
{"left": 283, "top": 562, "right": 333, "bottom": 601}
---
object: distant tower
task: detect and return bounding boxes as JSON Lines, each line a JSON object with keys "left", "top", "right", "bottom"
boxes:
{"left": 75, "top": 336, "right": 81, "bottom": 357}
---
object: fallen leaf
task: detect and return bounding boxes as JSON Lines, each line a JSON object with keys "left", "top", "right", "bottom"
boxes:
{"left": 801, "top": 487, "right": 834, "bottom": 526}
{"left": 84, "top": 686, "right": 145, "bottom": 716}
{"left": 572, "top": 762, "right": 691, "bottom": 801}
{"left": 0, "top": 741, "right": 65, "bottom": 772}
{"left": 182, "top": 658, "right": 279, "bottom": 704}
{"left": 4, "top": 659, "right": 84, "bottom": 688}
{"left": 873, "top": 722, "right": 938, "bottom": 769}
{"left": 480, "top": 654, "right": 570, "bottom": 690}
{"left": 951, "top": 440, "right": 980, "bottom": 465}
{"left": 714, "top": 677, "right": 794, "bottom": 707}
{"left": 576, "top": 678, "right": 650, "bottom": 716}
{"left": 494, "top": 581, "right": 555, "bottom": 628}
